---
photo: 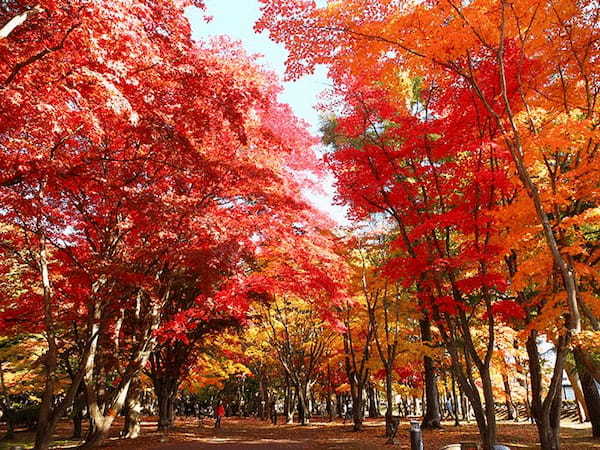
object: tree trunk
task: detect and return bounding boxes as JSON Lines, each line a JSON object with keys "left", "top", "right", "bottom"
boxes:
{"left": 526, "top": 331, "right": 564, "bottom": 450}
{"left": 502, "top": 371, "right": 516, "bottom": 421}
{"left": 297, "top": 384, "right": 309, "bottom": 425}
{"left": 400, "top": 396, "right": 408, "bottom": 417}
{"left": 72, "top": 391, "right": 84, "bottom": 439}
{"left": 284, "top": 381, "right": 295, "bottom": 423}
{"left": 156, "top": 383, "right": 177, "bottom": 431}
{"left": 34, "top": 328, "right": 89, "bottom": 450}
{"left": 574, "top": 348, "right": 600, "bottom": 437}
{"left": 420, "top": 318, "right": 442, "bottom": 429}
{"left": 565, "top": 361, "right": 588, "bottom": 423}
{"left": 81, "top": 380, "right": 132, "bottom": 448}
{"left": 35, "top": 281, "right": 106, "bottom": 450}
{"left": 123, "top": 377, "right": 142, "bottom": 439}
{"left": 492, "top": 33, "right": 583, "bottom": 339}
{"left": 451, "top": 363, "right": 496, "bottom": 450}
{"left": 480, "top": 371, "right": 498, "bottom": 450}
{"left": 150, "top": 367, "right": 181, "bottom": 432}
{"left": 350, "top": 382, "right": 365, "bottom": 431}
{"left": 536, "top": 422, "right": 561, "bottom": 450}
{"left": 258, "top": 375, "right": 268, "bottom": 421}
{"left": 367, "top": 382, "right": 379, "bottom": 418}
{"left": 523, "top": 365, "right": 533, "bottom": 423}
{"left": 534, "top": 391, "right": 562, "bottom": 450}
{"left": 458, "top": 386, "right": 468, "bottom": 422}
{"left": 307, "top": 385, "right": 314, "bottom": 419}
{"left": 384, "top": 369, "right": 394, "bottom": 436}
{"left": 80, "top": 415, "right": 111, "bottom": 449}
{"left": 448, "top": 355, "right": 497, "bottom": 450}
{"left": 237, "top": 377, "right": 245, "bottom": 417}
{"left": 82, "top": 283, "right": 161, "bottom": 449}
{"left": 81, "top": 303, "right": 154, "bottom": 450}
{"left": 34, "top": 236, "right": 59, "bottom": 450}
{"left": 451, "top": 371, "right": 460, "bottom": 426}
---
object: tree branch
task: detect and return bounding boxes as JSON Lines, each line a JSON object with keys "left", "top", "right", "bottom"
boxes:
{"left": 0, "top": 5, "right": 43, "bottom": 40}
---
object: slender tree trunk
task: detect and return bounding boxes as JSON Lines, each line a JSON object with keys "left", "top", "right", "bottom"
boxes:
{"left": 420, "top": 318, "right": 442, "bottom": 429}
{"left": 481, "top": 372, "right": 498, "bottom": 450}
{"left": 123, "top": 377, "right": 142, "bottom": 439}
{"left": 452, "top": 362, "right": 496, "bottom": 450}
{"left": 492, "top": 21, "right": 583, "bottom": 340}
{"left": 502, "top": 371, "right": 516, "bottom": 421}
{"left": 574, "top": 348, "right": 600, "bottom": 437}
{"left": 534, "top": 389, "right": 562, "bottom": 450}
{"left": 367, "top": 382, "right": 379, "bottom": 418}
{"left": 350, "top": 381, "right": 365, "bottom": 431}
{"left": 401, "top": 396, "right": 409, "bottom": 417}
{"left": 523, "top": 365, "right": 532, "bottom": 423}
{"left": 34, "top": 323, "right": 87, "bottom": 449}
{"left": 297, "top": 385, "right": 309, "bottom": 425}
{"left": 307, "top": 384, "right": 314, "bottom": 419}
{"left": 237, "top": 378, "right": 243, "bottom": 417}
{"left": 34, "top": 236, "right": 59, "bottom": 450}
{"left": 72, "top": 390, "right": 84, "bottom": 439}
{"left": 526, "top": 331, "right": 564, "bottom": 450}
{"left": 448, "top": 355, "right": 496, "bottom": 450}
{"left": 284, "top": 380, "right": 295, "bottom": 423}
{"left": 258, "top": 375, "right": 268, "bottom": 421}
{"left": 565, "top": 360, "right": 589, "bottom": 423}
{"left": 458, "top": 386, "right": 468, "bottom": 422}
{"left": 326, "top": 391, "right": 333, "bottom": 421}
{"left": 384, "top": 369, "right": 394, "bottom": 436}
{"left": 451, "top": 371, "right": 460, "bottom": 426}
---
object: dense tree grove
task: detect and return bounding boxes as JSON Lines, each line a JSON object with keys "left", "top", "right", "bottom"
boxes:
{"left": 257, "top": 0, "right": 600, "bottom": 448}
{"left": 1, "top": 1, "right": 599, "bottom": 450}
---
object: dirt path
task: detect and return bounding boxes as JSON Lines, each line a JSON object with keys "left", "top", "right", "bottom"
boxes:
{"left": 104, "top": 418, "right": 388, "bottom": 450}
{"left": 97, "top": 417, "right": 600, "bottom": 450}
{"left": 2, "top": 417, "right": 599, "bottom": 449}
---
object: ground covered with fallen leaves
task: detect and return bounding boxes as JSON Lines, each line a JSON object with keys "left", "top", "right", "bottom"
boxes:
{"left": 2, "top": 417, "right": 599, "bottom": 449}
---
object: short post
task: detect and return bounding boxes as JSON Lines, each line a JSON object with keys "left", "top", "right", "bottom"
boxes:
{"left": 410, "top": 420, "right": 423, "bottom": 450}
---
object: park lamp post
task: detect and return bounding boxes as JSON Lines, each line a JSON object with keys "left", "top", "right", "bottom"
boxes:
{"left": 410, "top": 420, "right": 423, "bottom": 450}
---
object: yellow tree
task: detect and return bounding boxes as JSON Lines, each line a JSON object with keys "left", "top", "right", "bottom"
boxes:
{"left": 351, "top": 232, "right": 429, "bottom": 434}
{"left": 0, "top": 335, "right": 45, "bottom": 439}
{"left": 255, "top": 295, "right": 336, "bottom": 425}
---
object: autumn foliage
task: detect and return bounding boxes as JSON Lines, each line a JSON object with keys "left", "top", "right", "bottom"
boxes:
{"left": 258, "top": 0, "right": 600, "bottom": 449}
{"left": 0, "top": 1, "right": 345, "bottom": 448}
{"left": 1, "top": 1, "right": 600, "bottom": 449}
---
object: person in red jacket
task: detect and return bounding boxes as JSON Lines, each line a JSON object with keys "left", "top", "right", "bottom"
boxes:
{"left": 215, "top": 403, "right": 225, "bottom": 429}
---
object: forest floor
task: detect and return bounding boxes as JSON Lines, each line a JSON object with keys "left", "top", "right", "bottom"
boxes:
{"left": 1, "top": 416, "right": 599, "bottom": 449}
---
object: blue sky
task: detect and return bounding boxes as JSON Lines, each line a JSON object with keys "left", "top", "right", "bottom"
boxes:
{"left": 187, "top": 1, "right": 349, "bottom": 225}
